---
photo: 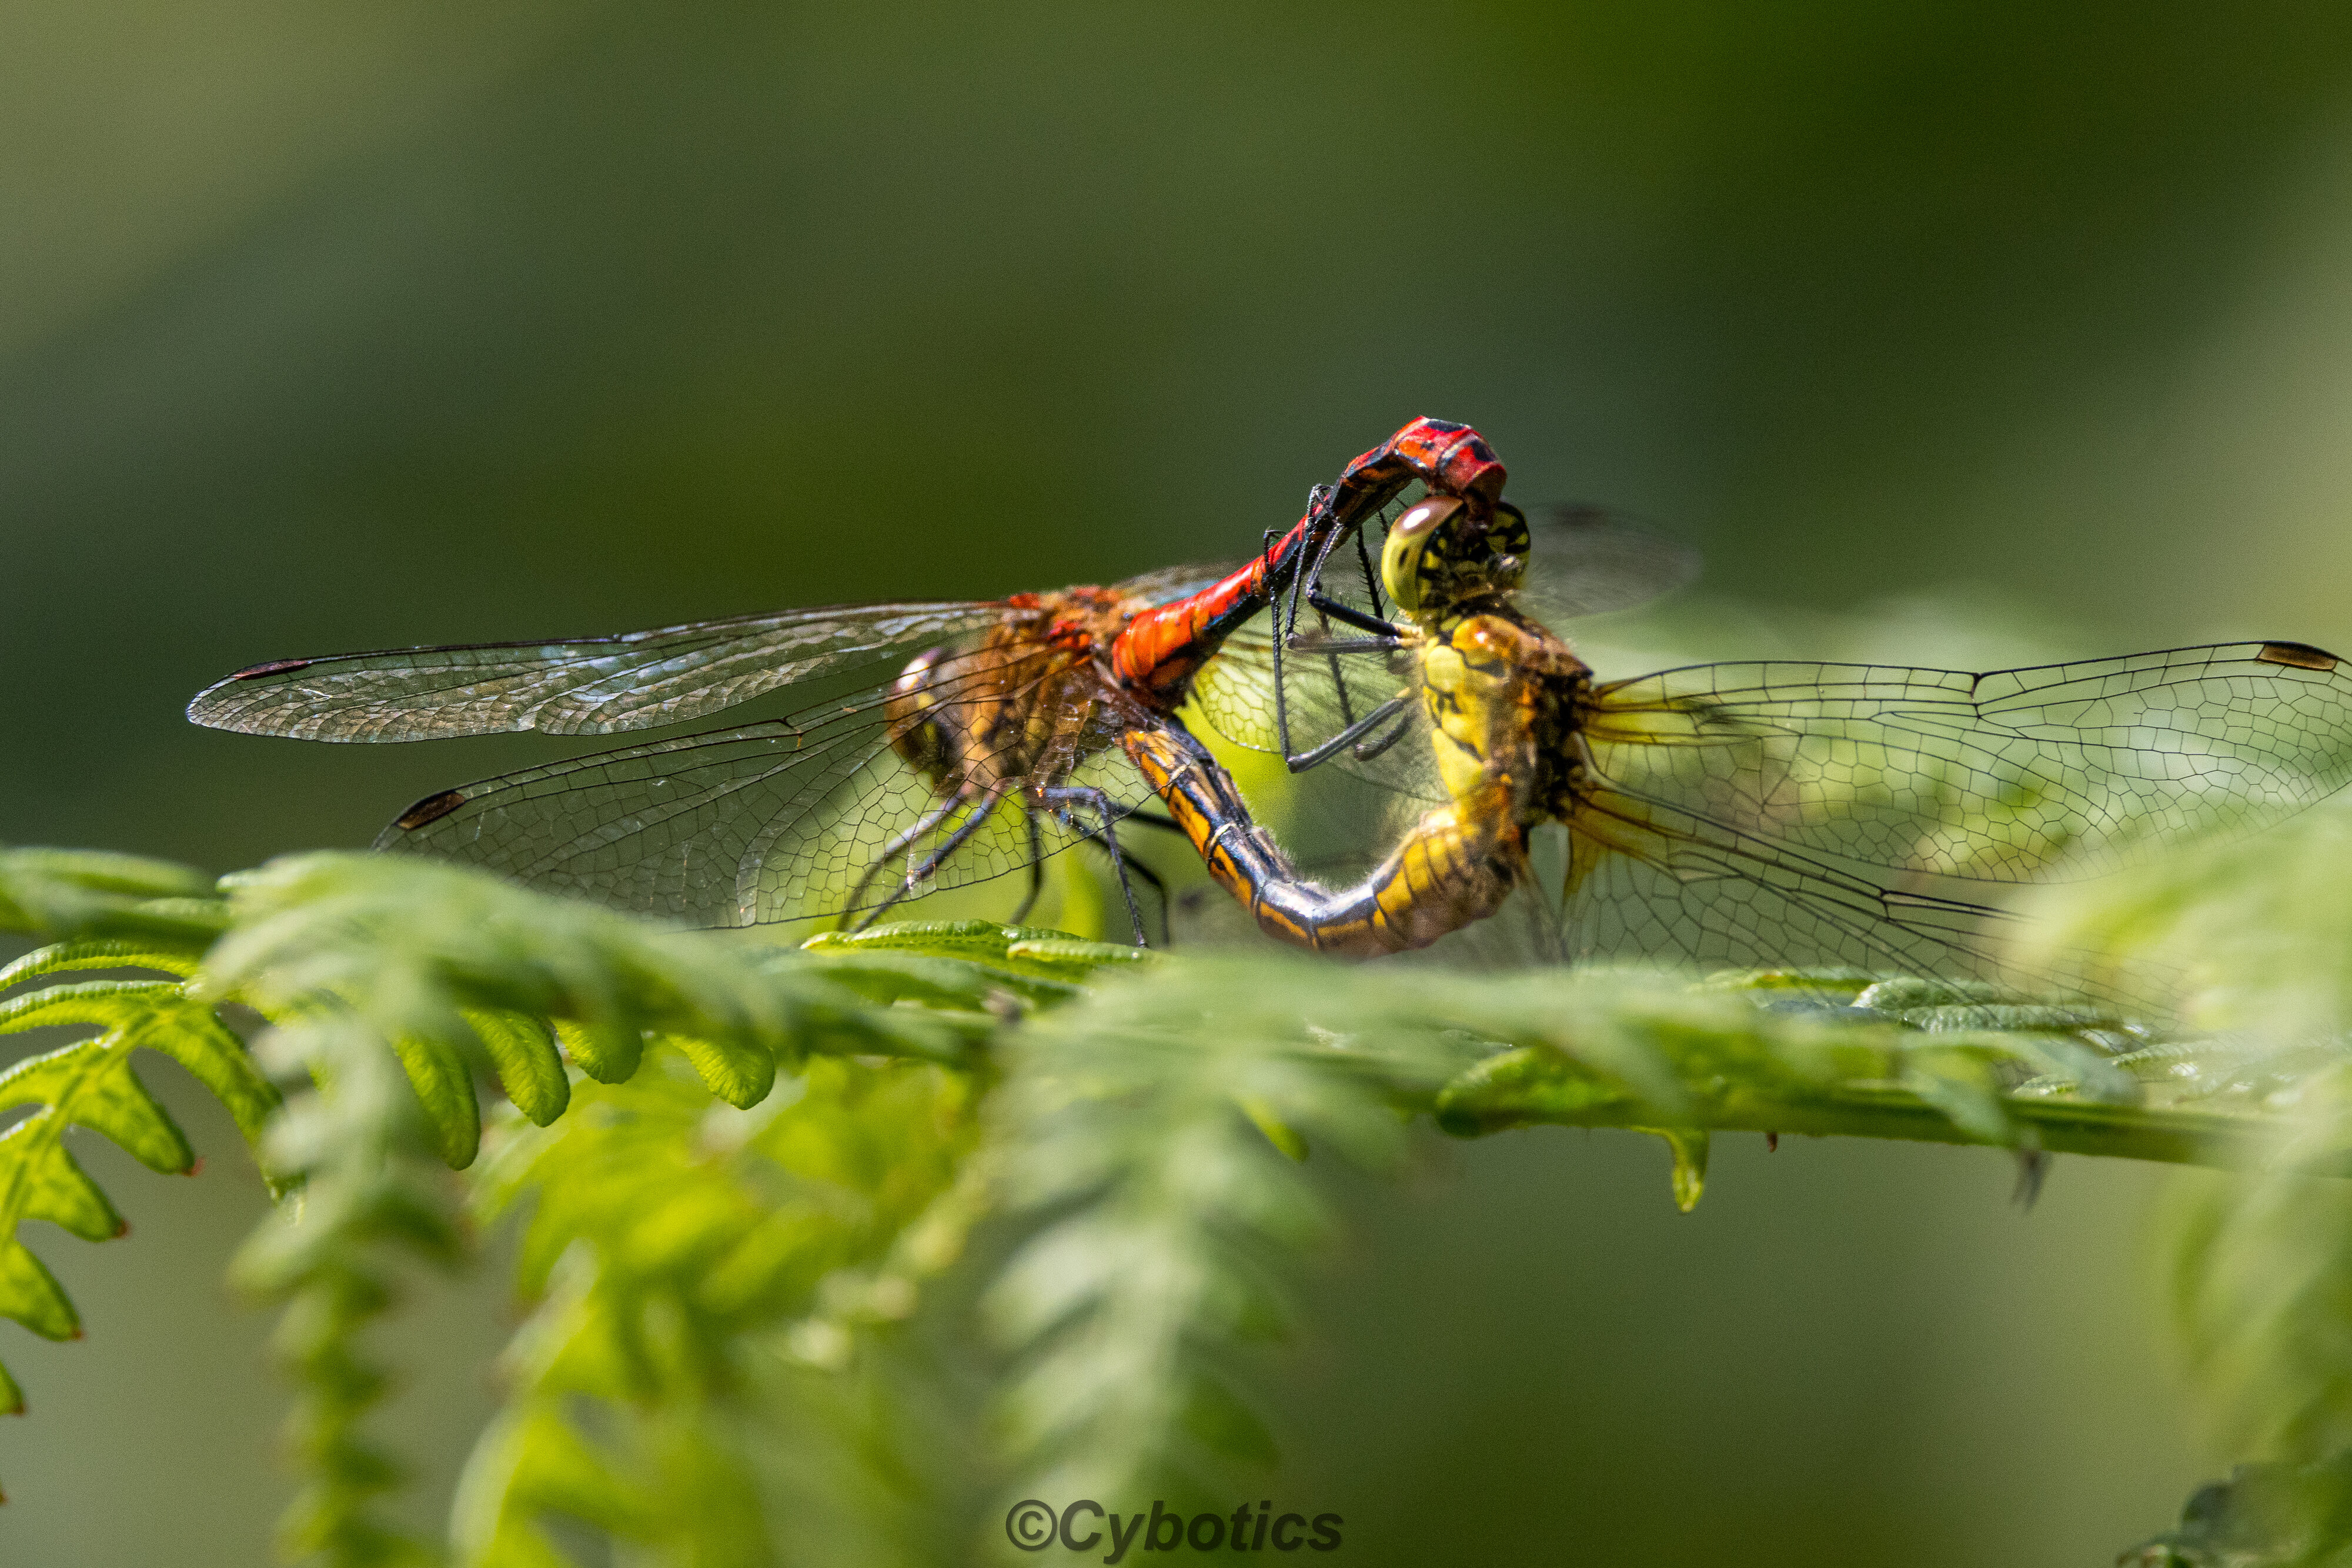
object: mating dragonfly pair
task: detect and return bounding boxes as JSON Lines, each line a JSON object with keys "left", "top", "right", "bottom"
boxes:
{"left": 190, "top": 419, "right": 2352, "bottom": 1003}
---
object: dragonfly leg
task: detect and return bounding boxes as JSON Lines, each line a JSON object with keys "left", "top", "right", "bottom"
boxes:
{"left": 1288, "top": 690, "right": 1415, "bottom": 773}
{"left": 1304, "top": 590, "right": 1402, "bottom": 640}
{"left": 1101, "top": 841, "right": 1170, "bottom": 947}
{"left": 853, "top": 785, "right": 1008, "bottom": 930}
{"left": 1007, "top": 810, "right": 1046, "bottom": 927}
{"left": 839, "top": 790, "right": 971, "bottom": 928}
{"left": 1040, "top": 785, "right": 1149, "bottom": 945}
{"left": 1349, "top": 706, "right": 1415, "bottom": 764}
{"left": 1287, "top": 634, "right": 1405, "bottom": 657}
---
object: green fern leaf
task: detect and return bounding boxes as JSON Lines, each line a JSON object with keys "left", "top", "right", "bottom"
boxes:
{"left": 460, "top": 1011, "right": 569, "bottom": 1127}
{"left": 0, "top": 1120, "right": 123, "bottom": 1242}
{"left": 387, "top": 1030, "right": 482, "bottom": 1170}
{"left": 458, "top": 1047, "right": 981, "bottom": 1566}
{"left": 0, "top": 974, "right": 278, "bottom": 1413}
{"left": 0, "top": 986, "right": 212, "bottom": 1168}
{"left": 547, "top": 1017, "right": 641, "bottom": 1086}
{"left": 0, "top": 845, "right": 226, "bottom": 946}
{"left": 0, "top": 1228, "right": 78, "bottom": 1340}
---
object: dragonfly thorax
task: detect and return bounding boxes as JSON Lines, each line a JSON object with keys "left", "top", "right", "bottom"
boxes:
{"left": 1415, "top": 601, "right": 1592, "bottom": 841}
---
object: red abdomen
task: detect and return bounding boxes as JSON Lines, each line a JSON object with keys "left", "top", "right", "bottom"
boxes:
{"left": 1111, "top": 417, "right": 1504, "bottom": 703}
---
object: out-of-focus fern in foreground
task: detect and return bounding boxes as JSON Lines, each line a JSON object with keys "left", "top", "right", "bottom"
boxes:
{"left": 2, "top": 821, "right": 2351, "bottom": 1561}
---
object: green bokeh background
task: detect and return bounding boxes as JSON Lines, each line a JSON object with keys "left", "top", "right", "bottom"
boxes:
{"left": 8, "top": 4, "right": 2352, "bottom": 1561}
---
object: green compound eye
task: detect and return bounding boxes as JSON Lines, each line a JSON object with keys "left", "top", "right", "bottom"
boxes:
{"left": 1379, "top": 496, "right": 1529, "bottom": 616}
{"left": 1380, "top": 495, "right": 1464, "bottom": 616}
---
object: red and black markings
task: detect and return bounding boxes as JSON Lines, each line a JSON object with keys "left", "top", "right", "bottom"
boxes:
{"left": 1110, "top": 417, "right": 1507, "bottom": 703}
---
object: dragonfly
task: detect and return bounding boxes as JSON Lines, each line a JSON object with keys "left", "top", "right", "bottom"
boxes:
{"left": 186, "top": 420, "right": 1576, "bottom": 941}
{"left": 1139, "top": 482, "right": 2352, "bottom": 1007}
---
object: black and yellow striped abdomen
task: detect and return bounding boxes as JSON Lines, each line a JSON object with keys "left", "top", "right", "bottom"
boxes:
{"left": 1120, "top": 719, "right": 1521, "bottom": 957}
{"left": 1119, "top": 600, "right": 1583, "bottom": 958}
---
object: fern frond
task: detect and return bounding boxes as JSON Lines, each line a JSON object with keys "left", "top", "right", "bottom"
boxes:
{"left": 984, "top": 954, "right": 1486, "bottom": 1508}
{"left": 6, "top": 833, "right": 2342, "bottom": 1563}
{"left": 980, "top": 950, "right": 2302, "bottom": 1513}
{"left": 0, "top": 844, "right": 228, "bottom": 947}
{"left": 0, "top": 974, "right": 278, "bottom": 1410}
{"left": 453, "top": 1045, "right": 985, "bottom": 1568}
{"left": 229, "top": 982, "right": 473, "bottom": 1567}
{"left": 206, "top": 855, "right": 991, "bottom": 1146}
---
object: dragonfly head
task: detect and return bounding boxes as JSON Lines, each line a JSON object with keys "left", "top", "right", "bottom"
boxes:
{"left": 1380, "top": 497, "right": 1531, "bottom": 617}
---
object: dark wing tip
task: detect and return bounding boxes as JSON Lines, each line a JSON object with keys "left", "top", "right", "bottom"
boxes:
{"left": 2257, "top": 641, "right": 2341, "bottom": 672}
{"left": 230, "top": 657, "right": 315, "bottom": 679}
{"left": 392, "top": 788, "right": 469, "bottom": 831}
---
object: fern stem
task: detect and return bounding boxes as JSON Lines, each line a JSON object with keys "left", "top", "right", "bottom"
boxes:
{"left": 1441, "top": 1082, "right": 2323, "bottom": 1173}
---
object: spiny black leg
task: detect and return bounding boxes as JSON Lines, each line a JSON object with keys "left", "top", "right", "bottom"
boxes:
{"left": 1121, "top": 811, "right": 1187, "bottom": 835}
{"left": 854, "top": 788, "right": 1005, "bottom": 930}
{"left": 840, "top": 790, "right": 968, "bottom": 929}
{"left": 1289, "top": 690, "right": 1413, "bottom": 773}
{"left": 1287, "top": 633, "right": 1404, "bottom": 657}
{"left": 1042, "top": 787, "right": 1148, "bottom": 945}
{"left": 1354, "top": 521, "right": 1385, "bottom": 621}
{"left": 1111, "top": 845, "right": 1170, "bottom": 947}
{"left": 1352, "top": 700, "right": 1415, "bottom": 762}
{"left": 1007, "top": 810, "right": 1046, "bottom": 926}
{"left": 1304, "top": 591, "right": 1401, "bottom": 638}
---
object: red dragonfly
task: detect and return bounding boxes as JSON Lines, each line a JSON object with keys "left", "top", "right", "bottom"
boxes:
{"left": 186, "top": 422, "right": 1576, "bottom": 942}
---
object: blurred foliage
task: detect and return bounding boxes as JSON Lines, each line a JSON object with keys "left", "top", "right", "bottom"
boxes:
{"left": 4, "top": 837, "right": 2352, "bottom": 1561}
{"left": 2122, "top": 1451, "right": 2352, "bottom": 1568}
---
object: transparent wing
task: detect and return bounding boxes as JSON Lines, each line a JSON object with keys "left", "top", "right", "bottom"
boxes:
{"left": 373, "top": 650, "right": 1163, "bottom": 928}
{"left": 186, "top": 600, "right": 1022, "bottom": 742}
{"left": 1584, "top": 641, "right": 2352, "bottom": 884}
{"left": 1514, "top": 504, "right": 1702, "bottom": 624}
{"left": 1565, "top": 784, "right": 2019, "bottom": 974}
{"left": 1559, "top": 783, "right": 2174, "bottom": 1009}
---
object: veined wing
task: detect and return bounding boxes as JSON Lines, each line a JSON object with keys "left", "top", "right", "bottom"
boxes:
{"left": 1557, "top": 783, "right": 2161, "bottom": 1005}
{"left": 186, "top": 599, "right": 1023, "bottom": 742}
{"left": 373, "top": 647, "right": 1161, "bottom": 927}
{"left": 1583, "top": 641, "right": 2352, "bottom": 884}
{"left": 1514, "top": 504, "right": 1701, "bottom": 624}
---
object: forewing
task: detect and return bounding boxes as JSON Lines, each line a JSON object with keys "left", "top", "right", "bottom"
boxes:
{"left": 373, "top": 653, "right": 1160, "bottom": 928}
{"left": 1583, "top": 641, "right": 2352, "bottom": 884}
{"left": 188, "top": 600, "right": 1016, "bottom": 741}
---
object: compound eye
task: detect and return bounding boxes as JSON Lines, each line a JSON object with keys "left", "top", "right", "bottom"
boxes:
{"left": 1379, "top": 495, "right": 1465, "bottom": 615}
{"left": 1488, "top": 501, "right": 1532, "bottom": 591}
